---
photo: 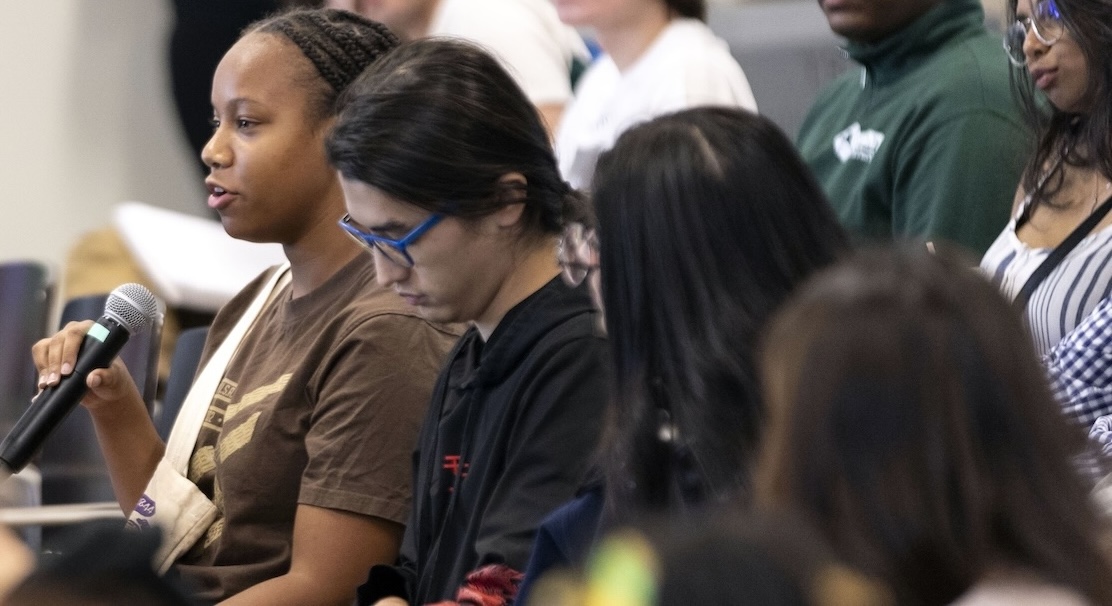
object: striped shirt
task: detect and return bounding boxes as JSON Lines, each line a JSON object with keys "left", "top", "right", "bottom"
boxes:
{"left": 980, "top": 202, "right": 1112, "bottom": 357}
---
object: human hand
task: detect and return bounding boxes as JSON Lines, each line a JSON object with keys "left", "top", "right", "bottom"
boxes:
{"left": 0, "top": 525, "right": 32, "bottom": 599}
{"left": 30, "top": 320, "right": 140, "bottom": 413}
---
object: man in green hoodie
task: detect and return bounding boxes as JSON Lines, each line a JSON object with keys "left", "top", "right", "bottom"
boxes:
{"left": 796, "top": 0, "right": 1030, "bottom": 256}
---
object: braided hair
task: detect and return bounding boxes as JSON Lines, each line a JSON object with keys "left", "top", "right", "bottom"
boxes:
{"left": 247, "top": 8, "right": 399, "bottom": 119}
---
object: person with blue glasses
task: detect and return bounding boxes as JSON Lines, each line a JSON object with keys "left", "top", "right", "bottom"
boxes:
{"left": 327, "top": 38, "right": 610, "bottom": 606}
{"left": 982, "top": 0, "right": 1112, "bottom": 359}
{"left": 339, "top": 212, "right": 444, "bottom": 268}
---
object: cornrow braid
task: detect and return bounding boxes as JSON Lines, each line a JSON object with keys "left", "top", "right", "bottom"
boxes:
{"left": 249, "top": 8, "right": 399, "bottom": 117}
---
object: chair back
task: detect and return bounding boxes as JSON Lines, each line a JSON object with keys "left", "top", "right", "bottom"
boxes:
{"left": 0, "top": 261, "right": 54, "bottom": 436}
{"left": 156, "top": 325, "right": 209, "bottom": 441}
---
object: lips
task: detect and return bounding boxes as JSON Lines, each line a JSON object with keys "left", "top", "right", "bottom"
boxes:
{"left": 205, "top": 180, "right": 237, "bottom": 211}
{"left": 1029, "top": 67, "right": 1057, "bottom": 90}
{"left": 397, "top": 292, "right": 426, "bottom": 307}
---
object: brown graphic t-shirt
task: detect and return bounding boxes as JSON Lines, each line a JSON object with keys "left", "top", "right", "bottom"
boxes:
{"left": 174, "top": 256, "right": 460, "bottom": 601}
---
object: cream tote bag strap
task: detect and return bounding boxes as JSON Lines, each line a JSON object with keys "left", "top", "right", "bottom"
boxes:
{"left": 163, "top": 262, "right": 291, "bottom": 472}
{"left": 129, "top": 262, "right": 290, "bottom": 573}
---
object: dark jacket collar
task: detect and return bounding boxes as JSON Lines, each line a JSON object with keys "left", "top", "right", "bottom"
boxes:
{"left": 449, "top": 276, "right": 597, "bottom": 389}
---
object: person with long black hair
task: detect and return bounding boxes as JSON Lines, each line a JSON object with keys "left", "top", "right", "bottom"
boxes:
{"left": 327, "top": 38, "right": 609, "bottom": 606}
{"left": 516, "top": 106, "right": 849, "bottom": 605}
{"left": 982, "top": 0, "right": 1112, "bottom": 356}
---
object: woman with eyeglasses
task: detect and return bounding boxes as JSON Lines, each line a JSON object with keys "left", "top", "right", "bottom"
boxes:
{"left": 515, "top": 106, "right": 850, "bottom": 606}
{"left": 327, "top": 38, "right": 609, "bottom": 606}
{"left": 981, "top": 0, "right": 1112, "bottom": 357}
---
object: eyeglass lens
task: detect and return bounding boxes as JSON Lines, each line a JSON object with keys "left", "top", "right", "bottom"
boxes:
{"left": 372, "top": 242, "right": 412, "bottom": 267}
{"left": 558, "top": 225, "right": 598, "bottom": 287}
{"left": 1003, "top": 0, "right": 1064, "bottom": 66}
{"left": 340, "top": 218, "right": 415, "bottom": 267}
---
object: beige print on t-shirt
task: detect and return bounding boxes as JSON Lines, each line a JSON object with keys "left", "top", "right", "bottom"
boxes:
{"left": 187, "top": 373, "right": 292, "bottom": 549}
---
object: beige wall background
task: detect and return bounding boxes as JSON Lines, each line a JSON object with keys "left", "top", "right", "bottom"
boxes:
{"left": 0, "top": 1, "right": 204, "bottom": 280}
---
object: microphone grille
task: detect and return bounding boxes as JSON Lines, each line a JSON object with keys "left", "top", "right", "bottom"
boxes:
{"left": 105, "top": 283, "right": 161, "bottom": 333}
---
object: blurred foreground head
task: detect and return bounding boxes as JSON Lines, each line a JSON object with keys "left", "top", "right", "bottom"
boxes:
{"left": 6, "top": 521, "right": 197, "bottom": 606}
{"left": 591, "top": 106, "right": 848, "bottom": 513}
{"left": 757, "top": 246, "right": 1112, "bottom": 605}
{"left": 529, "top": 508, "right": 893, "bottom": 606}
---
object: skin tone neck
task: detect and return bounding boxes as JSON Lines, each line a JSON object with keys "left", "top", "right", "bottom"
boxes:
{"left": 474, "top": 232, "right": 561, "bottom": 341}
{"left": 594, "top": 3, "right": 673, "bottom": 72}
{"left": 399, "top": 0, "right": 442, "bottom": 42}
{"left": 284, "top": 178, "right": 363, "bottom": 299}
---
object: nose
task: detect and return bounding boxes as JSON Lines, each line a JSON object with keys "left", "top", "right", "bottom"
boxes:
{"left": 201, "top": 125, "right": 231, "bottom": 170}
{"left": 1022, "top": 23, "right": 1049, "bottom": 63}
{"left": 372, "top": 249, "right": 410, "bottom": 287}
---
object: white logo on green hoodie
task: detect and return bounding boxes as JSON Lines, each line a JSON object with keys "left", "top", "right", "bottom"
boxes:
{"left": 833, "top": 122, "right": 885, "bottom": 163}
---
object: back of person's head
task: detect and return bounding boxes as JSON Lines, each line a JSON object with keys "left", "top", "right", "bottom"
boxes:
{"left": 6, "top": 522, "right": 198, "bottom": 606}
{"left": 246, "top": 7, "right": 399, "bottom": 121}
{"left": 327, "top": 37, "right": 582, "bottom": 239}
{"left": 529, "top": 508, "right": 893, "bottom": 606}
{"left": 650, "top": 509, "right": 893, "bottom": 606}
{"left": 1010, "top": 0, "right": 1112, "bottom": 201}
{"left": 757, "top": 245, "right": 1112, "bottom": 605}
{"left": 592, "top": 106, "right": 849, "bottom": 513}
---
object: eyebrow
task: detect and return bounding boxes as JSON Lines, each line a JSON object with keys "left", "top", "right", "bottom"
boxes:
{"left": 364, "top": 220, "right": 411, "bottom": 235}
{"left": 212, "top": 97, "right": 262, "bottom": 113}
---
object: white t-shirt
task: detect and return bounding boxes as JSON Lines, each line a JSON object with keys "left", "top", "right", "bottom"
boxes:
{"left": 428, "top": 0, "right": 589, "bottom": 106}
{"left": 555, "top": 18, "right": 758, "bottom": 190}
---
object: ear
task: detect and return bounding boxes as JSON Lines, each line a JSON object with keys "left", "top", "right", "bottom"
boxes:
{"left": 491, "top": 172, "right": 528, "bottom": 229}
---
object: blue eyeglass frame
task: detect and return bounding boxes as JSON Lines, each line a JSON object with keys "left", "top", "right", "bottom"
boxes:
{"left": 338, "top": 212, "right": 444, "bottom": 268}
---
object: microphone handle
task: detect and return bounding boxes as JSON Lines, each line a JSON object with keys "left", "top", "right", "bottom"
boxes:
{"left": 0, "top": 317, "right": 131, "bottom": 473}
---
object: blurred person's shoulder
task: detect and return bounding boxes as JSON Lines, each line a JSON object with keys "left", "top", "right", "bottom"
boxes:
{"left": 951, "top": 576, "right": 1091, "bottom": 606}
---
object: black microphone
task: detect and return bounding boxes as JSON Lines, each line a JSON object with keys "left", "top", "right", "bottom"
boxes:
{"left": 0, "top": 283, "right": 161, "bottom": 476}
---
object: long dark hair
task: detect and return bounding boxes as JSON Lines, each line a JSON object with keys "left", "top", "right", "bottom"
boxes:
{"left": 327, "top": 38, "right": 585, "bottom": 236}
{"left": 594, "top": 107, "right": 849, "bottom": 515}
{"left": 1010, "top": 0, "right": 1112, "bottom": 208}
{"left": 757, "top": 246, "right": 1112, "bottom": 605}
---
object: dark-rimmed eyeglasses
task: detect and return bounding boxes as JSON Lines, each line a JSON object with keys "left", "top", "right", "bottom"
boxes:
{"left": 1003, "top": 0, "right": 1064, "bottom": 67}
{"left": 557, "top": 222, "right": 599, "bottom": 287}
{"left": 338, "top": 212, "right": 443, "bottom": 268}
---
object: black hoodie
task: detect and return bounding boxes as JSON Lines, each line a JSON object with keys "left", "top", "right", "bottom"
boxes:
{"left": 359, "top": 277, "right": 609, "bottom": 605}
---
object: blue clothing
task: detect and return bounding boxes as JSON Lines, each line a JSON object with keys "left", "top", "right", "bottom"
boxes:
{"left": 515, "top": 484, "right": 605, "bottom": 606}
{"left": 1047, "top": 296, "right": 1112, "bottom": 431}
{"left": 1045, "top": 297, "right": 1112, "bottom": 480}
